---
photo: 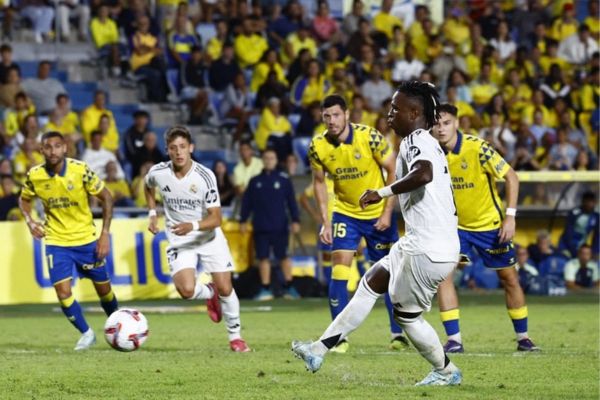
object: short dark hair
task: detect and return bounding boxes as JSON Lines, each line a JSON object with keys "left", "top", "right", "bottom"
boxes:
{"left": 321, "top": 94, "right": 348, "bottom": 111}
{"left": 239, "top": 140, "right": 253, "bottom": 148}
{"left": 133, "top": 110, "right": 150, "bottom": 119}
{"left": 56, "top": 93, "right": 69, "bottom": 103}
{"left": 90, "top": 130, "right": 103, "bottom": 138}
{"left": 164, "top": 125, "right": 192, "bottom": 145}
{"left": 0, "top": 44, "right": 11, "bottom": 53}
{"left": 41, "top": 131, "right": 65, "bottom": 142}
{"left": 579, "top": 243, "right": 592, "bottom": 252}
{"left": 582, "top": 191, "right": 596, "bottom": 201}
{"left": 437, "top": 103, "right": 458, "bottom": 117}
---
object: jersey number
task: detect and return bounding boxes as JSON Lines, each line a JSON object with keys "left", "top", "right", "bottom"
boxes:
{"left": 333, "top": 223, "right": 347, "bottom": 238}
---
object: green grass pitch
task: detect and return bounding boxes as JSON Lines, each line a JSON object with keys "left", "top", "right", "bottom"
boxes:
{"left": 1, "top": 292, "right": 598, "bottom": 400}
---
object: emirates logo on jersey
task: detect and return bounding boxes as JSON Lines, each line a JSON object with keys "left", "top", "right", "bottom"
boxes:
{"left": 190, "top": 184, "right": 198, "bottom": 193}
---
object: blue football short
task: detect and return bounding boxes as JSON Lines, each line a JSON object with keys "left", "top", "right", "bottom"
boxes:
{"left": 45, "top": 241, "right": 110, "bottom": 285}
{"left": 332, "top": 212, "right": 398, "bottom": 263}
{"left": 254, "top": 230, "right": 289, "bottom": 260}
{"left": 458, "top": 228, "right": 516, "bottom": 269}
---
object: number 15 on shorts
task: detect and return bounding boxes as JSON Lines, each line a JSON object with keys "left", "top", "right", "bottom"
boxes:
{"left": 333, "top": 223, "right": 346, "bottom": 238}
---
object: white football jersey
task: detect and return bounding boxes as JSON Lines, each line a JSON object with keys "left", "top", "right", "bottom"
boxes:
{"left": 145, "top": 161, "right": 221, "bottom": 247}
{"left": 394, "top": 129, "right": 459, "bottom": 263}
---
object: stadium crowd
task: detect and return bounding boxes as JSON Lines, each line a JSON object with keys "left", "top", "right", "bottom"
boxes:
{"left": 0, "top": 0, "right": 598, "bottom": 294}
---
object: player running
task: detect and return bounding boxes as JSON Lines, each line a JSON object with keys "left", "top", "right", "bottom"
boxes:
{"left": 293, "top": 81, "right": 462, "bottom": 386}
{"left": 144, "top": 125, "right": 250, "bottom": 352}
{"left": 19, "top": 131, "right": 119, "bottom": 351}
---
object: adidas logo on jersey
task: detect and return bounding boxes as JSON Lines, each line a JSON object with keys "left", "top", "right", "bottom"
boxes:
{"left": 162, "top": 185, "right": 171, "bottom": 192}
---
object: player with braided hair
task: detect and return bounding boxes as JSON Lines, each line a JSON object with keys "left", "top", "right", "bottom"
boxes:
{"left": 292, "top": 81, "right": 462, "bottom": 386}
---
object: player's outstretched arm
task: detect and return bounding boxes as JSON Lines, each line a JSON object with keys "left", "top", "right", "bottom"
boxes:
{"left": 18, "top": 196, "right": 45, "bottom": 239}
{"left": 359, "top": 160, "right": 433, "bottom": 209}
{"left": 94, "top": 187, "right": 114, "bottom": 259}
{"left": 144, "top": 184, "right": 159, "bottom": 234}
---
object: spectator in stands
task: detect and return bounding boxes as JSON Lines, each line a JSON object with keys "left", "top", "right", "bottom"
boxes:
{"left": 528, "top": 229, "right": 558, "bottom": 266}
{"left": 240, "top": 148, "right": 300, "bottom": 301}
{"left": 296, "top": 101, "right": 324, "bottom": 138}
{"left": 558, "top": 111, "right": 588, "bottom": 152}
{"left": 205, "top": 19, "right": 229, "bottom": 62}
{"left": 348, "top": 43, "right": 375, "bottom": 86}
{"left": 21, "top": 61, "right": 66, "bottom": 115}
{"left": 132, "top": 131, "right": 165, "bottom": 177}
{"left": 266, "top": 1, "right": 303, "bottom": 51}
{"left": 558, "top": 24, "right": 599, "bottom": 66}
{"left": 181, "top": 46, "right": 210, "bottom": 124}
{"left": 522, "top": 89, "right": 552, "bottom": 126}
{"left": 372, "top": 0, "right": 401, "bottom": 43}
{"left": 0, "top": 44, "right": 19, "bottom": 84}
{"left": 208, "top": 43, "right": 241, "bottom": 93}
{"left": 350, "top": 94, "right": 376, "bottom": 127}
{"left": 255, "top": 97, "right": 292, "bottom": 162}
{"left": 233, "top": 140, "right": 263, "bottom": 197}
{"left": 167, "top": 13, "right": 198, "bottom": 68}
{"left": 503, "top": 68, "right": 532, "bottom": 125}
{"left": 0, "top": 66, "right": 22, "bottom": 108}
{"left": 386, "top": 25, "right": 406, "bottom": 63}
{"left": 256, "top": 70, "right": 290, "bottom": 112}
{"left": 360, "top": 62, "right": 392, "bottom": 113}
{"left": 470, "top": 62, "right": 499, "bottom": 111}
{"left": 82, "top": 128, "right": 125, "bottom": 180}
{"left": 311, "top": 1, "right": 340, "bottom": 44}
{"left": 0, "top": 157, "right": 12, "bottom": 177}
{"left": 221, "top": 71, "right": 253, "bottom": 142}
{"left": 131, "top": 161, "right": 156, "bottom": 207}
{"left": 104, "top": 160, "right": 133, "bottom": 207}
{"left": 12, "top": 136, "right": 43, "bottom": 184}
{"left": 123, "top": 110, "right": 150, "bottom": 174}
{"left": 90, "top": 4, "right": 123, "bottom": 77}
{"left": 13, "top": 113, "right": 41, "bottom": 148}
{"left": 341, "top": 0, "right": 366, "bottom": 40}
{"left": 286, "top": 48, "right": 312, "bottom": 86}
{"left": 81, "top": 90, "right": 119, "bottom": 152}
{"left": 290, "top": 58, "right": 329, "bottom": 109}
{"left": 0, "top": 174, "right": 19, "bottom": 220}
{"left": 548, "top": 127, "right": 578, "bottom": 170}
{"left": 326, "top": 64, "right": 353, "bottom": 105}
{"left": 480, "top": 112, "right": 516, "bottom": 161}
{"left": 564, "top": 244, "right": 599, "bottom": 290}
{"left": 522, "top": 183, "right": 552, "bottom": 207}
{"left": 55, "top": 0, "right": 90, "bottom": 42}
{"left": 118, "top": 0, "right": 159, "bottom": 39}
{"left": 489, "top": 20, "right": 517, "bottom": 64}
{"left": 250, "top": 48, "right": 287, "bottom": 93}
{"left": 515, "top": 245, "right": 539, "bottom": 287}
{"left": 212, "top": 159, "right": 235, "bottom": 207}
{"left": 130, "top": 15, "right": 167, "bottom": 103}
{"left": 529, "top": 109, "right": 555, "bottom": 143}
{"left": 559, "top": 191, "right": 599, "bottom": 259}
{"left": 3, "top": 92, "right": 35, "bottom": 141}
{"left": 283, "top": 25, "right": 318, "bottom": 67}
{"left": 44, "top": 109, "right": 81, "bottom": 157}
{"left": 347, "top": 18, "right": 378, "bottom": 61}
{"left": 391, "top": 44, "right": 425, "bottom": 84}
{"left": 234, "top": 17, "right": 269, "bottom": 69}
{"left": 19, "top": 0, "right": 55, "bottom": 43}
{"left": 540, "top": 64, "right": 571, "bottom": 109}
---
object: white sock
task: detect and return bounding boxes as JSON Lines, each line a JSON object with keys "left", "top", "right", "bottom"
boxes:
{"left": 516, "top": 332, "right": 528, "bottom": 341}
{"left": 190, "top": 282, "right": 213, "bottom": 300}
{"left": 448, "top": 333, "right": 462, "bottom": 343}
{"left": 401, "top": 316, "right": 451, "bottom": 371}
{"left": 311, "top": 278, "right": 380, "bottom": 357}
{"left": 220, "top": 289, "right": 241, "bottom": 341}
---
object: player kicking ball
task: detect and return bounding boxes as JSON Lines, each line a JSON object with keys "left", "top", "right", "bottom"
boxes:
{"left": 292, "top": 81, "right": 462, "bottom": 386}
{"left": 144, "top": 125, "right": 250, "bottom": 352}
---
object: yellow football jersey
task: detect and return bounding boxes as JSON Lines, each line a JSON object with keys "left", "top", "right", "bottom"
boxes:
{"left": 21, "top": 158, "right": 105, "bottom": 246}
{"left": 308, "top": 123, "right": 392, "bottom": 220}
{"left": 446, "top": 133, "right": 510, "bottom": 231}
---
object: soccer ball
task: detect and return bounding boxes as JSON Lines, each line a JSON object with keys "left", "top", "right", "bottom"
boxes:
{"left": 104, "top": 308, "right": 149, "bottom": 352}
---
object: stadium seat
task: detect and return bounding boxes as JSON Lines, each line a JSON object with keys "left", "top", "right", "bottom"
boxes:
{"left": 293, "top": 137, "right": 312, "bottom": 170}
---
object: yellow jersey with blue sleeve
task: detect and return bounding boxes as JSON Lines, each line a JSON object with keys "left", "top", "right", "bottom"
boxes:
{"left": 21, "top": 158, "right": 105, "bottom": 247}
{"left": 446, "top": 132, "right": 510, "bottom": 232}
{"left": 308, "top": 123, "right": 392, "bottom": 220}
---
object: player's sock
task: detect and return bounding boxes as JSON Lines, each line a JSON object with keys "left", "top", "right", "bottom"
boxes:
{"left": 385, "top": 293, "right": 404, "bottom": 335}
{"left": 356, "top": 254, "right": 366, "bottom": 277}
{"left": 313, "top": 277, "right": 380, "bottom": 356}
{"left": 60, "top": 295, "right": 89, "bottom": 333}
{"left": 400, "top": 315, "right": 449, "bottom": 371}
{"left": 99, "top": 289, "right": 119, "bottom": 316}
{"left": 220, "top": 289, "right": 242, "bottom": 341}
{"left": 440, "top": 309, "right": 461, "bottom": 343}
{"left": 322, "top": 261, "right": 332, "bottom": 286}
{"left": 508, "top": 306, "right": 529, "bottom": 340}
{"left": 190, "top": 281, "right": 213, "bottom": 300}
{"left": 328, "top": 264, "right": 350, "bottom": 319}
{"left": 261, "top": 284, "right": 270, "bottom": 291}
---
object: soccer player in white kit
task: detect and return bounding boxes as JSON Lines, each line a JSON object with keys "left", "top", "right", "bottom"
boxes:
{"left": 292, "top": 81, "right": 462, "bottom": 386}
{"left": 145, "top": 125, "right": 250, "bottom": 352}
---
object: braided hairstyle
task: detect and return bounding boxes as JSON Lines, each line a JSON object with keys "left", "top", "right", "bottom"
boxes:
{"left": 395, "top": 81, "right": 441, "bottom": 129}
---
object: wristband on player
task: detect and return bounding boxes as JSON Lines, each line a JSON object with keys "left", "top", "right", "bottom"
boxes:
{"left": 148, "top": 209, "right": 157, "bottom": 218}
{"left": 505, "top": 207, "right": 517, "bottom": 217}
{"left": 191, "top": 220, "right": 200, "bottom": 231}
{"left": 377, "top": 186, "right": 394, "bottom": 198}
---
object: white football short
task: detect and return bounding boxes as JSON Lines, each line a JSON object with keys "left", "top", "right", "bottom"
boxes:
{"left": 379, "top": 244, "right": 456, "bottom": 314}
{"left": 166, "top": 228, "right": 235, "bottom": 276}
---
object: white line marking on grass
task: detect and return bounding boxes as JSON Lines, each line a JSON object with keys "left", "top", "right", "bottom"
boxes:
{"left": 53, "top": 305, "right": 273, "bottom": 314}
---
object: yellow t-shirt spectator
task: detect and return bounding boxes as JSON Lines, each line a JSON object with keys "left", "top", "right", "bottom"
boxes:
{"left": 234, "top": 33, "right": 268, "bottom": 68}
{"left": 549, "top": 18, "right": 578, "bottom": 41}
{"left": 372, "top": 12, "right": 402, "bottom": 40}
{"left": 13, "top": 150, "right": 44, "bottom": 184}
{"left": 283, "top": 32, "right": 318, "bottom": 65}
{"left": 250, "top": 62, "right": 287, "bottom": 92}
{"left": 4, "top": 104, "right": 36, "bottom": 137}
{"left": 443, "top": 18, "right": 470, "bottom": 48}
{"left": 521, "top": 104, "right": 552, "bottom": 125}
{"left": 583, "top": 16, "right": 599, "bottom": 37}
{"left": 105, "top": 179, "right": 132, "bottom": 199}
{"left": 206, "top": 37, "right": 224, "bottom": 61}
{"left": 470, "top": 81, "right": 498, "bottom": 107}
{"left": 130, "top": 32, "right": 158, "bottom": 72}
{"left": 255, "top": 107, "right": 292, "bottom": 151}
{"left": 90, "top": 17, "right": 119, "bottom": 48}
{"left": 80, "top": 105, "right": 119, "bottom": 151}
